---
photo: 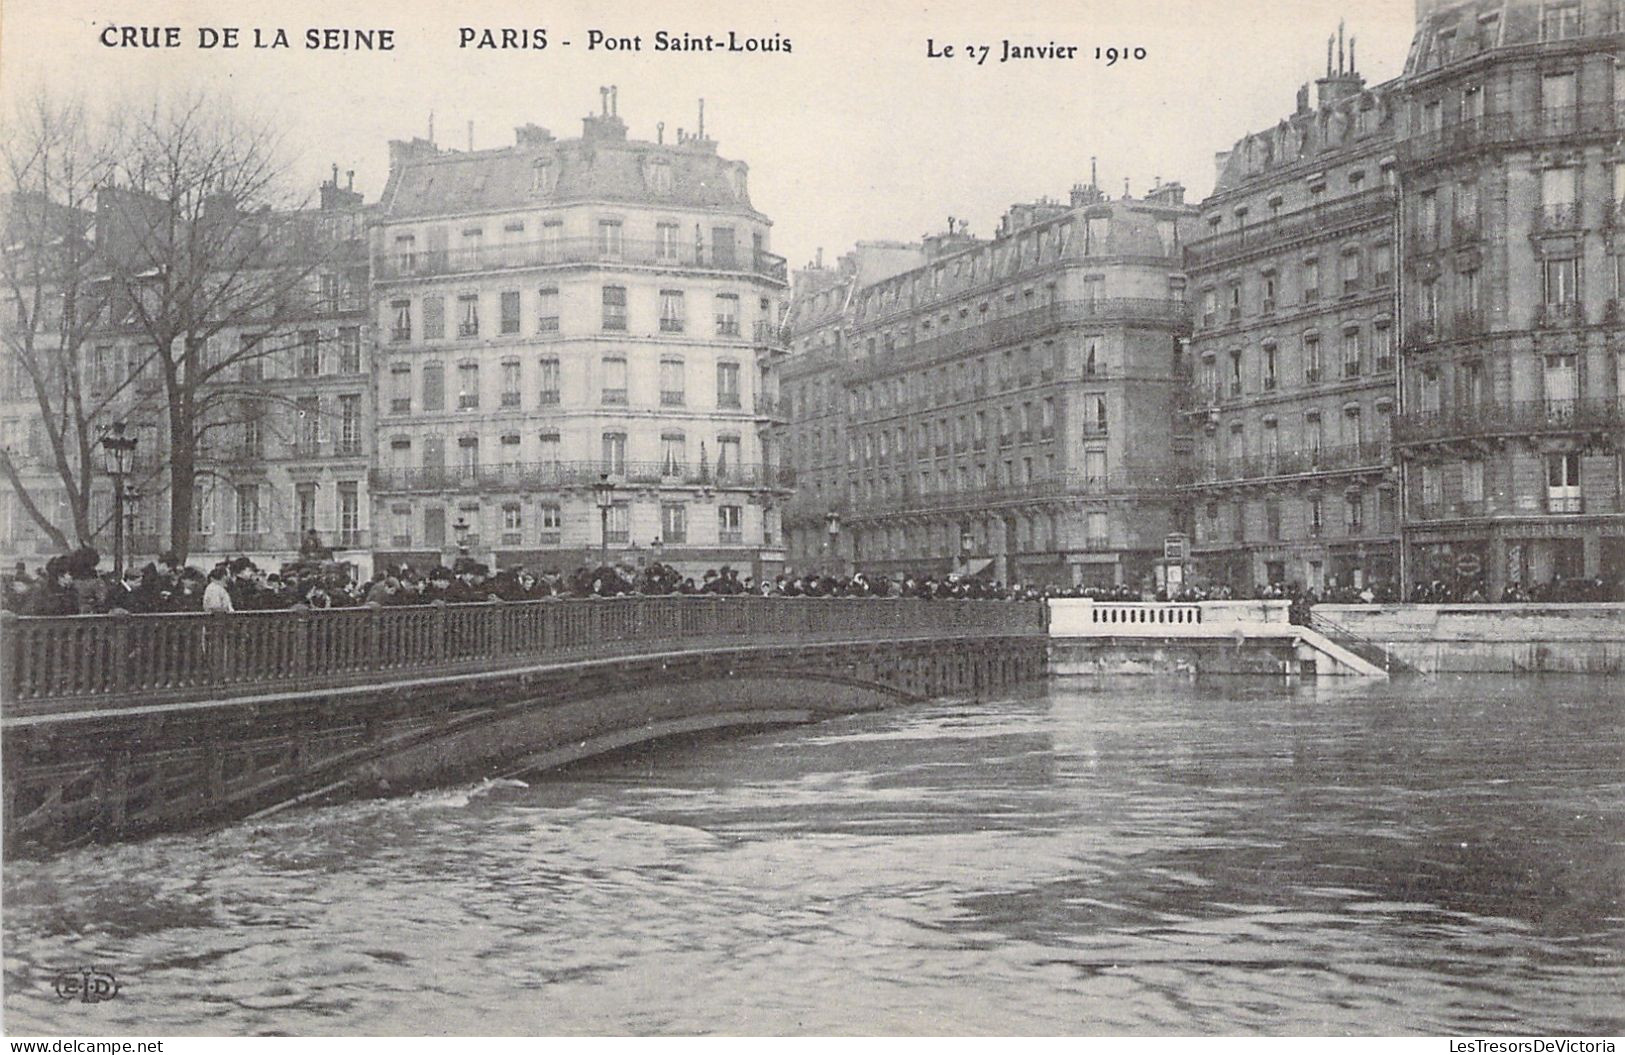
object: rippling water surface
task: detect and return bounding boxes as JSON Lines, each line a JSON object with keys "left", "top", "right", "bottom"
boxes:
{"left": 5, "top": 675, "right": 1623, "bottom": 1035}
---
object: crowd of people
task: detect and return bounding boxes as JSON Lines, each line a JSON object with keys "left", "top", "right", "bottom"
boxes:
{"left": 1410, "top": 576, "right": 1620, "bottom": 603}
{"left": 3, "top": 545, "right": 1619, "bottom": 616}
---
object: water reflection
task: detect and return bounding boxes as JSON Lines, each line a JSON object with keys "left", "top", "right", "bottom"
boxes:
{"left": 4, "top": 675, "right": 1622, "bottom": 1035}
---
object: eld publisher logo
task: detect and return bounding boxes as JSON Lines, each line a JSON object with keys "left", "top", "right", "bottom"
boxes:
{"left": 52, "top": 967, "right": 120, "bottom": 1003}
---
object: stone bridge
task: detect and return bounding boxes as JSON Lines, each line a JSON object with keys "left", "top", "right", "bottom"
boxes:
{"left": 0, "top": 598, "right": 1048, "bottom": 854}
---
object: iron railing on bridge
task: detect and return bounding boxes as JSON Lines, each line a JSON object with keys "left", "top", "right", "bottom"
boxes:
{"left": 0, "top": 597, "right": 1045, "bottom": 715}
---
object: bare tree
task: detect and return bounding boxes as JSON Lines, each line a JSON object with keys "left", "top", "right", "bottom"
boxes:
{"left": 0, "top": 92, "right": 143, "bottom": 553}
{"left": 96, "top": 93, "right": 334, "bottom": 560}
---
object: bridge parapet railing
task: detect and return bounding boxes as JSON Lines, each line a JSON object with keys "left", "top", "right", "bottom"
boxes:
{"left": 0, "top": 597, "right": 1044, "bottom": 713}
{"left": 1048, "top": 599, "right": 1292, "bottom": 638}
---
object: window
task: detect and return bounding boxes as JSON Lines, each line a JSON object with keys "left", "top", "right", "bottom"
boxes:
{"left": 1419, "top": 191, "right": 1438, "bottom": 242}
{"left": 1263, "top": 344, "right": 1278, "bottom": 390}
{"left": 502, "top": 503, "right": 523, "bottom": 542}
{"left": 540, "top": 220, "right": 563, "bottom": 260}
{"left": 458, "top": 435, "right": 479, "bottom": 474}
{"left": 606, "top": 502, "right": 630, "bottom": 544}
{"left": 1307, "top": 495, "right": 1323, "bottom": 538}
{"left": 539, "top": 356, "right": 560, "bottom": 404}
{"left": 1544, "top": 257, "right": 1579, "bottom": 306}
{"left": 537, "top": 287, "right": 559, "bottom": 332}
{"left": 656, "top": 222, "right": 681, "bottom": 261}
{"left": 296, "top": 483, "right": 318, "bottom": 535}
{"left": 1342, "top": 406, "right": 1363, "bottom": 448}
{"left": 501, "top": 359, "right": 521, "bottom": 407}
{"left": 423, "top": 295, "right": 445, "bottom": 341}
{"left": 339, "top": 394, "right": 360, "bottom": 452}
{"left": 538, "top": 430, "right": 560, "bottom": 467}
{"left": 718, "top": 505, "right": 743, "bottom": 544}
{"left": 500, "top": 291, "right": 521, "bottom": 335}
{"left": 235, "top": 484, "right": 260, "bottom": 534}
{"left": 1456, "top": 180, "right": 1479, "bottom": 235}
{"left": 1345, "top": 492, "right": 1364, "bottom": 533}
{"left": 527, "top": 156, "right": 558, "bottom": 194}
{"left": 1546, "top": 451, "right": 1582, "bottom": 512}
{"left": 1374, "top": 322, "right": 1394, "bottom": 369}
{"left": 421, "top": 361, "right": 444, "bottom": 412}
{"left": 716, "top": 360, "right": 741, "bottom": 408}
{"left": 298, "top": 330, "right": 321, "bottom": 376}
{"left": 457, "top": 362, "right": 480, "bottom": 410}
{"left": 390, "top": 299, "right": 411, "bottom": 342}
{"left": 1541, "top": 4, "right": 1581, "bottom": 42}
{"left": 660, "top": 432, "right": 687, "bottom": 475}
{"left": 1540, "top": 167, "right": 1579, "bottom": 228}
{"left": 1421, "top": 464, "right": 1442, "bottom": 511}
{"left": 538, "top": 503, "right": 562, "bottom": 541}
{"left": 1342, "top": 330, "right": 1362, "bottom": 378}
{"left": 602, "top": 286, "right": 627, "bottom": 330}
{"left": 1302, "top": 258, "right": 1320, "bottom": 301}
{"left": 602, "top": 356, "right": 627, "bottom": 404}
{"left": 714, "top": 293, "right": 740, "bottom": 336}
{"left": 338, "top": 482, "right": 359, "bottom": 542}
{"left": 390, "top": 363, "right": 412, "bottom": 414}
{"left": 457, "top": 294, "right": 479, "bottom": 338}
{"left": 718, "top": 435, "right": 742, "bottom": 475}
{"left": 597, "top": 219, "right": 623, "bottom": 258}
{"left": 660, "top": 289, "right": 686, "bottom": 333}
{"left": 338, "top": 327, "right": 361, "bottom": 373}
{"left": 1228, "top": 349, "right": 1243, "bottom": 396}
{"left": 1373, "top": 243, "right": 1393, "bottom": 287}
{"left": 661, "top": 502, "right": 687, "bottom": 543}
{"left": 499, "top": 434, "right": 521, "bottom": 467}
{"left": 1083, "top": 448, "right": 1107, "bottom": 480}
{"left": 1304, "top": 411, "right": 1323, "bottom": 454}
{"left": 1545, "top": 353, "right": 1577, "bottom": 405}
{"left": 1462, "top": 459, "right": 1485, "bottom": 505}
{"left": 660, "top": 358, "right": 685, "bottom": 405}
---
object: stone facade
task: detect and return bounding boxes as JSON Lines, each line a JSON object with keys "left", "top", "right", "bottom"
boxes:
{"left": 785, "top": 181, "right": 1198, "bottom": 588}
{"left": 1394, "top": 0, "right": 1625, "bottom": 596}
{"left": 367, "top": 94, "right": 792, "bottom": 579}
{"left": 1183, "top": 28, "right": 1404, "bottom": 593}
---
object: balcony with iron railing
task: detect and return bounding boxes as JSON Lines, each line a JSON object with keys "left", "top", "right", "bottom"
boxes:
{"left": 1412, "top": 493, "right": 1623, "bottom": 521}
{"left": 1396, "top": 397, "right": 1625, "bottom": 445}
{"left": 1402, "top": 104, "right": 1624, "bottom": 165}
{"left": 845, "top": 467, "right": 1191, "bottom": 519}
{"left": 1185, "top": 187, "right": 1397, "bottom": 271}
{"left": 1188, "top": 441, "right": 1393, "bottom": 485}
{"left": 848, "top": 298, "right": 1191, "bottom": 380}
{"left": 369, "top": 460, "right": 797, "bottom": 493}
{"left": 376, "top": 237, "right": 789, "bottom": 284}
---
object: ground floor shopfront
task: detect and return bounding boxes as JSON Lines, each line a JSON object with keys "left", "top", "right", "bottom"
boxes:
{"left": 1404, "top": 515, "right": 1625, "bottom": 598}
{"left": 1190, "top": 538, "right": 1399, "bottom": 594}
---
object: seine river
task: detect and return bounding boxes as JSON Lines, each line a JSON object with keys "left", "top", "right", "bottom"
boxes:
{"left": 4, "top": 675, "right": 1622, "bottom": 1036}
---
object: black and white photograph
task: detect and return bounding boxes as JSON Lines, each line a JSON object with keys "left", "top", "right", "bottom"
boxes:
{"left": 0, "top": 0, "right": 1622, "bottom": 1040}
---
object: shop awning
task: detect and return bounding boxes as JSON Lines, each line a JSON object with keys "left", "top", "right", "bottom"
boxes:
{"left": 963, "top": 557, "right": 996, "bottom": 579}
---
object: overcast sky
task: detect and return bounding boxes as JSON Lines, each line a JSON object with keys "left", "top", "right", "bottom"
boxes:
{"left": 1, "top": 0, "right": 1417, "bottom": 271}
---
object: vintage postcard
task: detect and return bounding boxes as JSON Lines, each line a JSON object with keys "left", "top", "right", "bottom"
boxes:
{"left": 1, "top": 0, "right": 1621, "bottom": 1041}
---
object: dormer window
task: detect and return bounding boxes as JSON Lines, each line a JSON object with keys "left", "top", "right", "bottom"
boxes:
{"left": 530, "top": 159, "right": 556, "bottom": 195}
{"left": 647, "top": 159, "right": 673, "bottom": 194}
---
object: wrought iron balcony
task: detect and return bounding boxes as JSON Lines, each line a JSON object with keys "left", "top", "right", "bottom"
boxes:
{"left": 1402, "top": 105, "right": 1623, "bottom": 165}
{"left": 848, "top": 298, "right": 1191, "bottom": 380}
{"left": 1393, "top": 397, "right": 1625, "bottom": 445}
{"left": 1190, "top": 441, "right": 1392, "bottom": 485}
{"left": 1184, "top": 187, "right": 1397, "bottom": 271}
{"left": 844, "top": 467, "right": 1191, "bottom": 518}
{"left": 376, "top": 237, "right": 789, "bottom": 284}
{"left": 369, "top": 460, "right": 796, "bottom": 494}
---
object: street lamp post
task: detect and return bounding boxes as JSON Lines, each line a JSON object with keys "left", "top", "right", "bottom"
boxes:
{"left": 960, "top": 527, "right": 975, "bottom": 576}
{"left": 100, "top": 422, "right": 138, "bottom": 578}
{"left": 594, "top": 473, "right": 616, "bottom": 568}
{"left": 824, "top": 510, "right": 841, "bottom": 577}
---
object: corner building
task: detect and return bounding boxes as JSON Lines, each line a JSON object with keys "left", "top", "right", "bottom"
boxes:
{"left": 369, "top": 95, "right": 791, "bottom": 578}
{"left": 1182, "top": 39, "right": 1405, "bottom": 593}
{"left": 831, "top": 182, "right": 1197, "bottom": 588}
{"left": 1394, "top": 0, "right": 1625, "bottom": 595}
